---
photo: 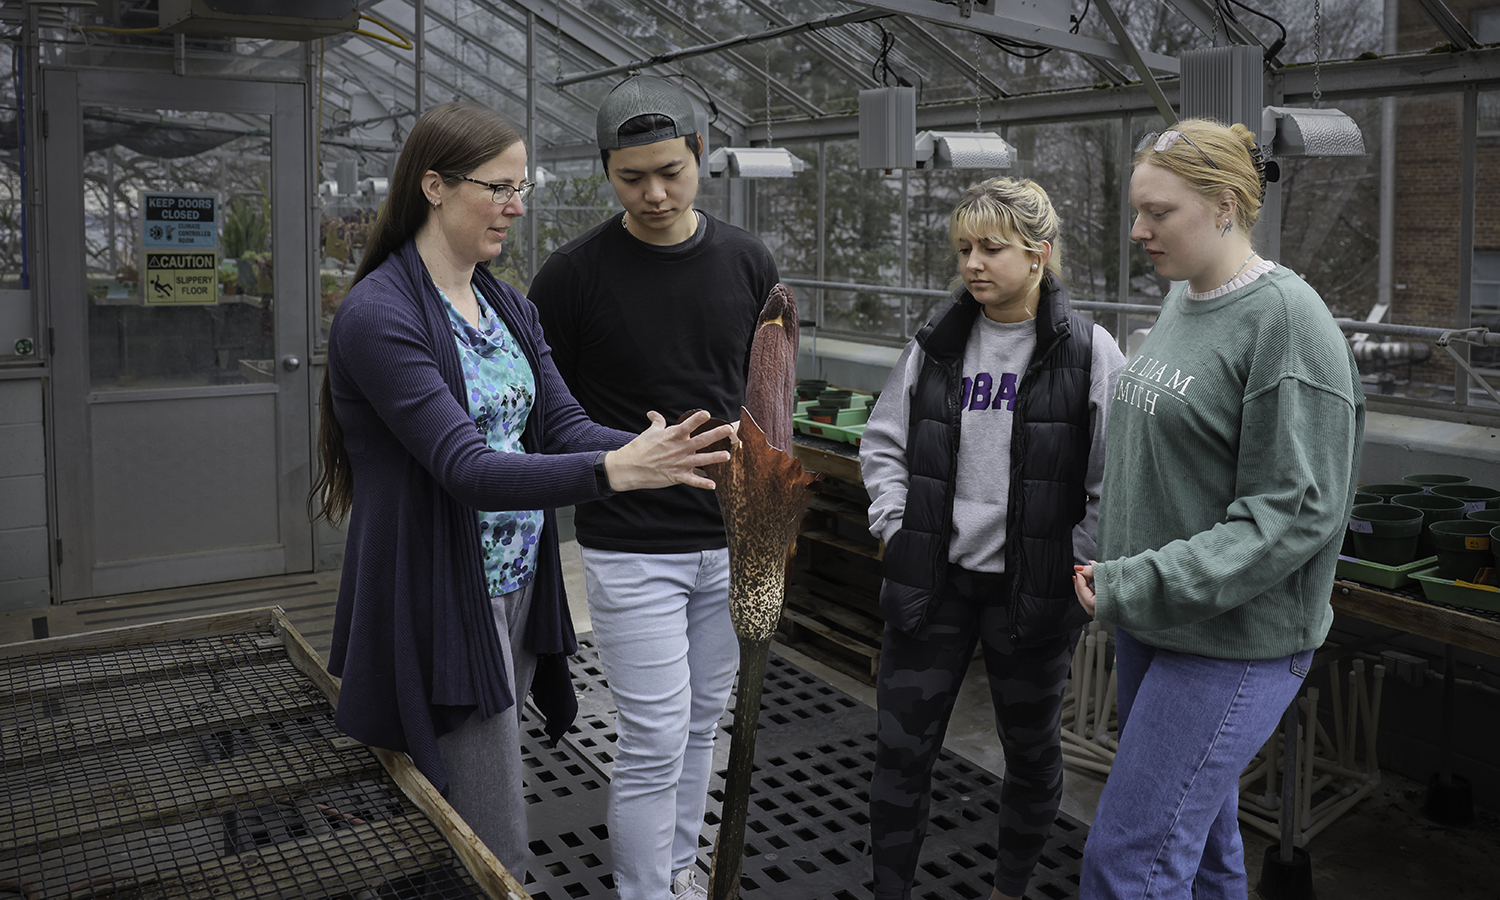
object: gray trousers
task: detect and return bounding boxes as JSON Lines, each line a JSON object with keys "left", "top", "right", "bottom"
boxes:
{"left": 436, "top": 581, "right": 538, "bottom": 882}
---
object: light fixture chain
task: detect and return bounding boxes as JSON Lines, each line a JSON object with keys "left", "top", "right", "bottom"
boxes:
{"left": 765, "top": 42, "right": 773, "bottom": 146}
{"left": 975, "top": 33, "right": 983, "bottom": 133}
{"left": 1313, "top": 0, "right": 1323, "bottom": 108}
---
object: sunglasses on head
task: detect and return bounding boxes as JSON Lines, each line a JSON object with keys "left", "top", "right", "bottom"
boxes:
{"left": 1135, "top": 130, "right": 1218, "bottom": 171}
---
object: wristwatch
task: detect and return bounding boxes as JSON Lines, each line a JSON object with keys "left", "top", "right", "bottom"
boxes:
{"left": 594, "top": 451, "right": 617, "bottom": 498}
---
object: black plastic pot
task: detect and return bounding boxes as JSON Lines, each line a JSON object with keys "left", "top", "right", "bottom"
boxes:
{"left": 1402, "top": 473, "right": 1471, "bottom": 494}
{"left": 1429, "top": 519, "right": 1494, "bottom": 581}
{"left": 795, "top": 379, "right": 828, "bottom": 400}
{"left": 1348, "top": 502, "right": 1422, "bottom": 567}
{"left": 1432, "top": 483, "right": 1500, "bottom": 512}
{"left": 1393, "top": 493, "right": 1467, "bottom": 559}
{"left": 1361, "top": 483, "right": 1423, "bottom": 504}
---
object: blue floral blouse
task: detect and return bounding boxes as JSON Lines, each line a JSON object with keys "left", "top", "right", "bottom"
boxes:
{"left": 440, "top": 284, "right": 544, "bottom": 597}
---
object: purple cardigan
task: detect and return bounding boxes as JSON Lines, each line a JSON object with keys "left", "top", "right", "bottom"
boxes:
{"left": 325, "top": 240, "right": 630, "bottom": 793}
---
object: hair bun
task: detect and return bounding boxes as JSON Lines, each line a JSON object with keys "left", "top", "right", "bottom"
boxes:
{"left": 1228, "top": 122, "right": 1258, "bottom": 151}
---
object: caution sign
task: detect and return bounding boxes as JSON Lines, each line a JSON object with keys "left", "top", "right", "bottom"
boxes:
{"left": 144, "top": 252, "right": 219, "bottom": 305}
{"left": 143, "top": 193, "right": 218, "bottom": 249}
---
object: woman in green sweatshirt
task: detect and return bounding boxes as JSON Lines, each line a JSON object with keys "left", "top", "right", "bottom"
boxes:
{"left": 1071, "top": 119, "right": 1365, "bottom": 900}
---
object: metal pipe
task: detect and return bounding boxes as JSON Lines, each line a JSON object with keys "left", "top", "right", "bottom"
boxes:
{"left": 1277, "top": 702, "right": 1298, "bottom": 862}
{"left": 1456, "top": 85, "right": 1479, "bottom": 406}
{"left": 1118, "top": 112, "right": 1133, "bottom": 353}
{"left": 1378, "top": 0, "right": 1397, "bottom": 315}
{"left": 526, "top": 9, "right": 537, "bottom": 281}
{"left": 553, "top": 8, "right": 889, "bottom": 87}
{"left": 414, "top": 0, "right": 426, "bottom": 115}
{"left": 900, "top": 169, "right": 909, "bottom": 337}
{"left": 816, "top": 139, "right": 826, "bottom": 334}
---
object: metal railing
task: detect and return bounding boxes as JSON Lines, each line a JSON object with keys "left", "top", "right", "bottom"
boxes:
{"left": 783, "top": 276, "right": 1500, "bottom": 420}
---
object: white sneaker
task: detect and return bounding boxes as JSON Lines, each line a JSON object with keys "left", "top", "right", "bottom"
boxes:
{"left": 671, "top": 868, "right": 709, "bottom": 900}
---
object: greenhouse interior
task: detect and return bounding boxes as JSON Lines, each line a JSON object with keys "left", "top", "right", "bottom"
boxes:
{"left": 1, "top": 1, "right": 1498, "bottom": 899}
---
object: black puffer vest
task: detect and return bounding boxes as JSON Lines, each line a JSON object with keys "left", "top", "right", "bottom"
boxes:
{"left": 878, "top": 274, "right": 1095, "bottom": 646}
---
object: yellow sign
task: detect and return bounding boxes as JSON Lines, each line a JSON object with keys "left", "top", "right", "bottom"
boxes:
{"left": 144, "top": 252, "right": 218, "bottom": 305}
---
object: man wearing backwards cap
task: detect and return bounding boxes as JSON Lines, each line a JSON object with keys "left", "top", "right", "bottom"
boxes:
{"left": 530, "top": 74, "right": 780, "bottom": 900}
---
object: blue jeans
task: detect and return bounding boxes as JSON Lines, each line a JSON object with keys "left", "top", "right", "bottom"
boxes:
{"left": 1080, "top": 629, "right": 1313, "bottom": 900}
{"left": 582, "top": 548, "right": 739, "bottom": 900}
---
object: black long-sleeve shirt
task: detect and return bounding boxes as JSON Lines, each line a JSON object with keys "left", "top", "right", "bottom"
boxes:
{"left": 530, "top": 211, "right": 780, "bottom": 553}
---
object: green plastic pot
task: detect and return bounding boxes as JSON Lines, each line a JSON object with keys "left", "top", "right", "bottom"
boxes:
{"left": 1432, "top": 484, "right": 1500, "bottom": 513}
{"left": 1402, "top": 473, "right": 1471, "bottom": 494}
{"left": 1429, "top": 520, "right": 1495, "bottom": 581}
{"left": 1469, "top": 508, "right": 1500, "bottom": 526}
{"left": 795, "top": 379, "right": 828, "bottom": 400}
{"left": 1394, "top": 494, "right": 1467, "bottom": 558}
{"left": 1348, "top": 502, "right": 1423, "bottom": 567}
{"left": 1343, "top": 492, "right": 1382, "bottom": 554}
{"left": 1361, "top": 483, "right": 1423, "bottom": 503}
{"left": 1491, "top": 525, "right": 1500, "bottom": 576}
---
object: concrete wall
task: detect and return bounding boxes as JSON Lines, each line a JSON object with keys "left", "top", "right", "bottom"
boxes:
{"left": 1358, "top": 410, "right": 1500, "bottom": 486}
{"left": 0, "top": 376, "right": 51, "bottom": 609}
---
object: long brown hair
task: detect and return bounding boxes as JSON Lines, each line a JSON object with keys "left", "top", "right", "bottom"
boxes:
{"left": 310, "top": 103, "right": 525, "bottom": 525}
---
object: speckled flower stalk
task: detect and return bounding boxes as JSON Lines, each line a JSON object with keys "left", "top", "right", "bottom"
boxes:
{"left": 706, "top": 285, "right": 823, "bottom": 900}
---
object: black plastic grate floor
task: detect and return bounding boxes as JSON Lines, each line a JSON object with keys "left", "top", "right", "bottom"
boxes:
{"left": 520, "top": 638, "right": 1088, "bottom": 900}
{"left": 1, "top": 631, "right": 488, "bottom": 900}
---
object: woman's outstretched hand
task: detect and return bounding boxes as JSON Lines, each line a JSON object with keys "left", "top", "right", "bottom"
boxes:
{"left": 1073, "top": 563, "right": 1097, "bottom": 615}
{"left": 603, "top": 410, "right": 734, "bottom": 492}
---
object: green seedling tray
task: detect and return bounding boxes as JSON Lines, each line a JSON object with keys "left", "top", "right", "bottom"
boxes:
{"left": 802, "top": 406, "right": 869, "bottom": 426}
{"left": 1335, "top": 554, "right": 1438, "bottom": 589}
{"left": 1410, "top": 566, "right": 1500, "bottom": 613}
{"left": 794, "top": 418, "right": 865, "bottom": 446}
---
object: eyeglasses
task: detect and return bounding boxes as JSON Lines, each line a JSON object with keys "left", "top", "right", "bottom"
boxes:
{"left": 1135, "top": 130, "right": 1218, "bottom": 171}
{"left": 451, "top": 174, "right": 535, "bottom": 205}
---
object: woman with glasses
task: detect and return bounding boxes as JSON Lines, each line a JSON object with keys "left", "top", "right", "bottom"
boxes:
{"left": 1072, "top": 118, "right": 1364, "bottom": 900}
{"left": 311, "top": 102, "right": 733, "bottom": 882}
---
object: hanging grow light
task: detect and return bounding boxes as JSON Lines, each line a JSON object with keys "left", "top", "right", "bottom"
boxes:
{"left": 707, "top": 147, "right": 807, "bottom": 178}
{"left": 914, "top": 131, "right": 1015, "bottom": 169}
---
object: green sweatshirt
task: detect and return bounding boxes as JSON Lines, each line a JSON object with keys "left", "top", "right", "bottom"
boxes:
{"left": 1094, "top": 266, "right": 1365, "bottom": 659}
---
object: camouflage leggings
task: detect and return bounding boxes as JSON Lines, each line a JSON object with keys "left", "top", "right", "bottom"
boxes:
{"left": 869, "top": 573, "right": 1079, "bottom": 900}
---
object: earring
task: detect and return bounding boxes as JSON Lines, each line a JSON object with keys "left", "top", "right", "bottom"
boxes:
{"left": 1220, "top": 219, "right": 1232, "bottom": 237}
{"left": 1030, "top": 262, "right": 1039, "bottom": 272}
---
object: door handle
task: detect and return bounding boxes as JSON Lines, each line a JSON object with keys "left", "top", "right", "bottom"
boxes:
{"left": 282, "top": 356, "right": 301, "bottom": 372}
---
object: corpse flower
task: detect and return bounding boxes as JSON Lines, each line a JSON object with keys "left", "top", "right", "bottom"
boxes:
{"left": 702, "top": 284, "right": 823, "bottom": 900}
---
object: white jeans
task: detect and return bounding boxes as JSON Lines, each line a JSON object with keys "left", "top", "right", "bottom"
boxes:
{"left": 581, "top": 548, "right": 739, "bottom": 900}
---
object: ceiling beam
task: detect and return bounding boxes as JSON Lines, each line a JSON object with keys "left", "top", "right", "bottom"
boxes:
{"left": 740, "top": 0, "right": 884, "bottom": 90}
{"left": 631, "top": 0, "right": 826, "bottom": 118}
{"left": 758, "top": 44, "right": 1500, "bottom": 142}
{"left": 502, "top": 0, "right": 754, "bottom": 128}
{"left": 890, "top": 16, "right": 1012, "bottom": 97}
{"left": 850, "top": 0, "right": 1180, "bottom": 74}
{"left": 398, "top": 0, "right": 603, "bottom": 129}
{"left": 1094, "top": 0, "right": 1175, "bottom": 123}
{"left": 1413, "top": 0, "right": 1478, "bottom": 51}
{"left": 1164, "top": 0, "right": 1273, "bottom": 59}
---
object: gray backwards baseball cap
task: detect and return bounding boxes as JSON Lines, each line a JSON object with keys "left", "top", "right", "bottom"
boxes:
{"left": 596, "top": 75, "right": 697, "bottom": 151}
